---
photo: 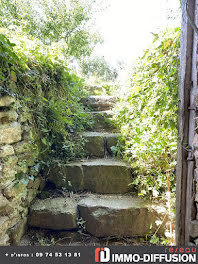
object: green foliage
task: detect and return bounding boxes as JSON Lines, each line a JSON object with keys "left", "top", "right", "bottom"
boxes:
{"left": 114, "top": 28, "right": 180, "bottom": 197}
{"left": 81, "top": 56, "right": 118, "bottom": 81}
{"left": 0, "top": 30, "right": 93, "bottom": 168}
{"left": 0, "top": 0, "right": 101, "bottom": 58}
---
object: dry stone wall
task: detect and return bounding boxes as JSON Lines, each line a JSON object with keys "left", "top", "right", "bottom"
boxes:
{"left": 0, "top": 95, "right": 43, "bottom": 245}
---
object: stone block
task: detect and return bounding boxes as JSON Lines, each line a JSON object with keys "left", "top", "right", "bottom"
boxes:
{"left": 0, "top": 96, "right": 15, "bottom": 107}
{"left": 7, "top": 211, "right": 21, "bottom": 229}
{"left": 0, "top": 145, "right": 15, "bottom": 158}
{"left": 0, "top": 234, "right": 10, "bottom": 246}
{"left": 3, "top": 180, "right": 27, "bottom": 200}
{"left": 0, "top": 216, "right": 9, "bottom": 237}
{"left": 81, "top": 132, "right": 121, "bottom": 157}
{"left": 0, "top": 110, "right": 18, "bottom": 124}
{"left": 87, "top": 111, "right": 118, "bottom": 131}
{"left": 82, "top": 132, "right": 104, "bottom": 157}
{"left": 0, "top": 193, "right": 12, "bottom": 215}
{"left": 78, "top": 195, "right": 166, "bottom": 237}
{"left": 26, "top": 178, "right": 41, "bottom": 205}
{"left": 0, "top": 122, "right": 22, "bottom": 144}
{"left": 82, "top": 159, "right": 132, "bottom": 194}
{"left": 26, "top": 189, "right": 38, "bottom": 206}
{"left": 8, "top": 217, "right": 27, "bottom": 245}
{"left": 14, "top": 141, "right": 32, "bottom": 155}
{"left": 190, "top": 220, "right": 198, "bottom": 238}
{"left": 17, "top": 153, "right": 35, "bottom": 167}
{"left": 106, "top": 133, "right": 121, "bottom": 154}
{"left": 0, "top": 156, "right": 18, "bottom": 188}
{"left": 29, "top": 198, "right": 77, "bottom": 230}
{"left": 81, "top": 96, "right": 117, "bottom": 111}
{"left": 48, "top": 159, "right": 132, "bottom": 194}
{"left": 48, "top": 162, "right": 84, "bottom": 191}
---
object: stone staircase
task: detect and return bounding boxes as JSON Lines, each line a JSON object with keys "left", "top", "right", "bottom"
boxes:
{"left": 28, "top": 91, "right": 166, "bottom": 238}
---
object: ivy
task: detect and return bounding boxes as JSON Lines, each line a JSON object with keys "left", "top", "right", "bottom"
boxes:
{"left": 0, "top": 31, "right": 92, "bottom": 170}
{"left": 114, "top": 28, "right": 180, "bottom": 198}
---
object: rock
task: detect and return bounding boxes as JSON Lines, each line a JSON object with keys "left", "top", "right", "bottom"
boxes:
{"left": 190, "top": 220, "right": 198, "bottom": 238}
{"left": 0, "top": 193, "right": 11, "bottom": 215}
{"left": 0, "top": 145, "right": 15, "bottom": 158}
{"left": 82, "top": 132, "right": 104, "bottom": 157}
{"left": 6, "top": 206, "right": 27, "bottom": 230}
{"left": 14, "top": 141, "right": 32, "bottom": 155}
{"left": 81, "top": 132, "right": 121, "bottom": 157}
{"left": 0, "top": 216, "right": 9, "bottom": 237}
{"left": 78, "top": 195, "right": 166, "bottom": 237}
{"left": 48, "top": 162, "right": 84, "bottom": 191}
{"left": 0, "top": 122, "right": 22, "bottom": 144}
{"left": 26, "top": 189, "right": 38, "bottom": 206}
{"left": 48, "top": 159, "right": 132, "bottom": 194}
{"left": 3, "top": 180, "right": 27, "bottom": 200}
{"left": 19, "top": 106, "right": 32, "bottom": 123}
{"left": 28, "top": 198, "right": 77, "bottom": 230}
{"left": 0, "top": 234, "right": 10, "bottom": 246}
{"left": 0, "top": 110, "right": 18, "bottom": 124}
{"left": 0, "top": 96, "right": 15, "bottom": 107}
{"left": 8, "top": 217, "right": 27, "bottom": 245}
{"left": 0, "top": 156, "right": 18, "bottom": 188}
{"left": 82, "top": 159, "right": 132, "bottom": 194}
{"left": 81, "top": 96, "right": 117, "bottom": 111}
{"left": 106, "top": 133, "right": 121, "bottom": 154}
{"left": 26, "top": 178, "right": 41, "bottom": 205}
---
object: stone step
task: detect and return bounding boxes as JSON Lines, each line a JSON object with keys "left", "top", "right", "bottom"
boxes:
{"left": 28, "top": 195, "right": 167, "bottom": 237}
{"left": 81, "top": 96, "right": 117, "bottom": 111}
{"left": 87, "top": 110, "right": 118, "bottom": 131}
{"left": 48, "top": 159, "right": 132, "bottom": 194}
{"left": 28, "top": 198, "right": 77, "bottom": 230}
{"left": 81, "top": 132, "right": 121, "bottom": 157}
{"left": 78, "top": 195, "right": 166, "bottom": 237}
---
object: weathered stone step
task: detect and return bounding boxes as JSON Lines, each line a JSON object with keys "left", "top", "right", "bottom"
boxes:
{"left": 78, "top": 195, "right": 166, "bottom": 237}
{"left": 81, "top": 96, "right": 117, "bottom": 111}
{"left": 28, "top": 198, "right": 77, "bottom": 230}
{"left": 28, "top": 195, "right": 166, "bottom": 237}
{"left": 81, "top": 132, "right": 121, "bottom": 157}
{"left": 87, "top": 110, "right": 118, "bottom": 131}
{"left": 48, "top": 159, "right": 132, "bottom": 194}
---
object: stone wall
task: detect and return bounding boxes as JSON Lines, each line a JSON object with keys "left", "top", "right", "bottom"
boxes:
{"left": 0, "top": 95, "right": 43, "bottom": 245}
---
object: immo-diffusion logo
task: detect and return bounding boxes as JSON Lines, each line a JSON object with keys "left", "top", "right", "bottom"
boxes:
{"left": 95, "top": 248, "right": 110, "bottom": 263}
{"left": 94, "top": 247, "right": 197, "bottom": 263}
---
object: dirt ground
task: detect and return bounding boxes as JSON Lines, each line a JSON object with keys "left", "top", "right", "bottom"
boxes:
{"left": 19, "top": 228, "right": 153, "bottom": 246}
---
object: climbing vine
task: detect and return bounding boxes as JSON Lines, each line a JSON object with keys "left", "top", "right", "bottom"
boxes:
{"left": 114, "top": 28, "right": 180, "bottom": 198}
{"left": 0, "top": 29, "right": 93, "bottom": 171}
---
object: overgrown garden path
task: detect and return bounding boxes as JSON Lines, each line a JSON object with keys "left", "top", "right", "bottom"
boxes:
{"left": 23, "top": 87, "right": 167, "bottom": 245}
